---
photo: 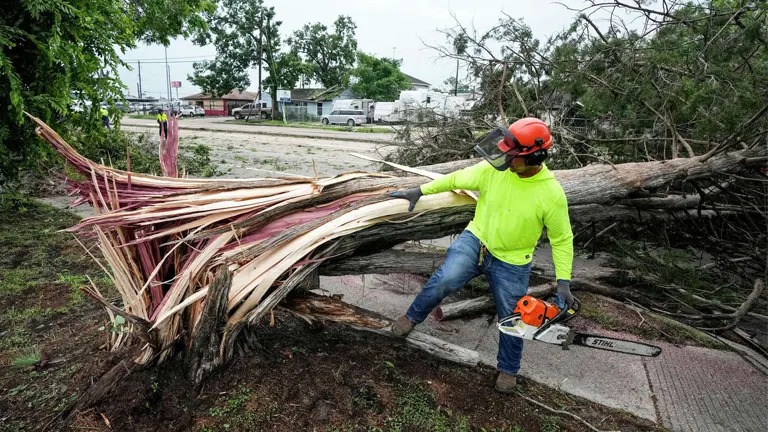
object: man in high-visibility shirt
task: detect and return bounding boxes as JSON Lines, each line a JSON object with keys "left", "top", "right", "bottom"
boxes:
{"left": 100, "top": 107, "right": 111, "bottom": 129}
{"left": 391, "top": 118, "right": 574, "bottom": 394}
{"left": 156, "top": 111, "right": 168, "bottom": 138}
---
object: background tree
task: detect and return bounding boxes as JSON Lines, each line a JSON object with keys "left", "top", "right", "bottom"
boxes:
{"left": 0, "top": 0, "right": 213, "bottom": 185}
{"left": 287, "top": 16, "right": 358, "bottom": 88}
{"left": 441, "top": 77, "right": 473, "bottom": 94}
{"left": 261, "top": 10, "right": 312, "bottom": 117}
{"left": 189, "top": 0, "right": 267, "bottom": 98}
{"left": 349, "top": 53, "right": 411, "bottom": 101}
{"left": 190, "top": 0, "right": 306, "bottom": 118}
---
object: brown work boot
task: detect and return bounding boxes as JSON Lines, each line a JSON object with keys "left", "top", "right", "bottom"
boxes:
{"left": 391, "top": 315, "right": 415, "bottom": 338}
{"left": 494, "top": 372, "right": 518, "bottom": 394}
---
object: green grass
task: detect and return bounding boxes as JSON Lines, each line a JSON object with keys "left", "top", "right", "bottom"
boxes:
{"left": 0, "top": 307, "right": 54, "bottom": 351}
{"left": 226, "top": 119, "right": 392, "bottom": 133}
{"left": 0, "top": 199, "right": 110, "bottom": 352}
{"left": 384, "top": 386, "right": 471, "bottom": 432}
{"left": 10, "top": 347, "right": 41, "bottom": 368}
{"left": 128, "top": 114, "right": 188, "bottom": 120}
{"left": 540, "top": 416, "right": 561, "bottom": 432}
{"left": 0, "top": 268, "right": 38, "bottom": 294}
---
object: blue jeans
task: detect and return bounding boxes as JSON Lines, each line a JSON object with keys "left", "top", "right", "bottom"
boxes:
{"left": 406, "top": 230, "right": 531, "bottom": 376}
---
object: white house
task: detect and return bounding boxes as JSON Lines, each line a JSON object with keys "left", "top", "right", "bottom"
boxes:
{"left": 403, "top": 73, "right": 431, "bottom": 91}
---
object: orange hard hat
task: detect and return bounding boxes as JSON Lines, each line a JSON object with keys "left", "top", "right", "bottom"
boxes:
{"left": 498, "top": 117, "right": 553, "bottom": 156}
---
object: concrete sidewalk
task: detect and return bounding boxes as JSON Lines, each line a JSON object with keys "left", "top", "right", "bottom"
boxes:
{"left": 121, "top": 117, "right": 395, "bottom": 144}
{"left": 319, "top": 273, "right": 768, "bottom": 431}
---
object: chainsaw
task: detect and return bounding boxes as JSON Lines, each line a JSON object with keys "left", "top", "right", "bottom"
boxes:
{"left": 498, "top": 295, "right": 662, "bottom": 357}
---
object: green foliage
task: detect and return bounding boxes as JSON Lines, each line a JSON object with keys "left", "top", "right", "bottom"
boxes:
{"left": 0, "top": 0, "right": 213, "bottom": 184}
{"left": 190, "top": 1, "right": 307, "bottom": 117}
{"left": 11, "top": 347, "right": 41, "bottom": 368}
{"left": 540, "top": 416, "right": 561, "bottom": 432}
{"left": 208, "top": 386, "right": 252, "bottom": 417}
{"left": 287, "top": 16, "right": 358, "bottom": 88}
{"left": 351, "top": 384, "right": 381, "bottom": 413}
{"left": 69, "top": 129, "right": 163, "bottom": 175}
{"left": 440, "top": 77, "right": 473, "bottom": 94}
{"left": 179, "top": 144, "right": 222, "bottom": 177}
{"left": 350, "top": 53, "right": 412, "bottom": 101}
{"left": 384, "top": 386, "right": 470, "bottom": 432}
{"left": 548, "top": 1, "right": 768, "bottom": 155}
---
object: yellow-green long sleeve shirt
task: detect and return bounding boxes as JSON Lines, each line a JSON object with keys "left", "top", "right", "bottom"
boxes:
{"left": 420, "top": 162, "right": 574, "bottom": 280}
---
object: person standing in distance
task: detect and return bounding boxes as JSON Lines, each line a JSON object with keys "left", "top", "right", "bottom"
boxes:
{"left": 156, "top": 110, "right": 168, "bottom": 138}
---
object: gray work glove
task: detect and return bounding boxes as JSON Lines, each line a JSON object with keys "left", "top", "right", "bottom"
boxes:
{"left": 556, "top": 280, "right": 574, "bottom": 310}
{"left": 391, "top": 187, "right": 423, "bottom": 212}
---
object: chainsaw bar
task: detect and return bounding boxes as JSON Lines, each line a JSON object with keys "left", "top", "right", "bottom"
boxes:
{"left": 567, "top": 333, "right": 662, "bottom": 357}
{"left": 497, "top": 314, "right": 663, "bottom": 357}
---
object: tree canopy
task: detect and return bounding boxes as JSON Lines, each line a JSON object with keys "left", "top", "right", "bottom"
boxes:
{"left": 287, "top": 16, "right": 358, "bottom": 88}
{"left": 427, "top": 1, "right": 768, "bottom": 163}
{"left": 349, "top": 53, "right": 411, "bottom": 101}
{"left": 440, "top": 77, "right": 473, "bottom": 94}
{"left": 0, "top": 0, "right": 214, "bottom": 184}
{"left": 189, "top": 0, "right": 308, "bottom": 116}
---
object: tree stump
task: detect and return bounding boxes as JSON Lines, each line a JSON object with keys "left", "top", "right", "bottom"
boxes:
{"left": 185, "top": 268, "right": 232, "bottom": 388}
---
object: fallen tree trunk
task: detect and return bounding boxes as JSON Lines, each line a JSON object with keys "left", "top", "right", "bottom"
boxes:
{"left": 321, "top": 249, "right": 626, "bottom": 282}
{"left": 30, "top": 115, "right": 763, "bottom": 369}
{"left": 433, "top": 283, "right": 556, "bottom": 321}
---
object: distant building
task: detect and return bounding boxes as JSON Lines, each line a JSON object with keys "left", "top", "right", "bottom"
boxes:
{"left": 283, "top": 86, "right": 353, "bottom": 119}
{"left": 402, "top": 73, "right": 431, "bottom": 91}
{"left": 181, "top": 90, "right": 266, "bottom": 116}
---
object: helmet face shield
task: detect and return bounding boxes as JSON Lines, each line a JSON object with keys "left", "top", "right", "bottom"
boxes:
{"left": 474, "top": 127, "right": 523, "bottom": 171}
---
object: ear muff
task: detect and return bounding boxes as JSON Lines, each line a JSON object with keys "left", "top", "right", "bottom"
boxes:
{"left": 524, "top": 149, "right": 548, "bottom": 166}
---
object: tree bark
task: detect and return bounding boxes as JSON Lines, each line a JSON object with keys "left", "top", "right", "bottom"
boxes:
{"left": 434, "top": 282, "right": 556, "bottom": 321}
{"left": 320, "top": 249, "right": 628, "bottom": 282}
{"left": 185, "top": 268, "right": 232, "bottom": 388}
{"left": 306, "top": 149, "right": 763, "bottom": 258}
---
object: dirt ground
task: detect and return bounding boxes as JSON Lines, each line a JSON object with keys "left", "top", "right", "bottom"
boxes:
{"left": 0, "top": 201, "right": 665, "bottom": 432}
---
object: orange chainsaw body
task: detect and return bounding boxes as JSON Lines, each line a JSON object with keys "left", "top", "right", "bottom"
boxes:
{"left": 514, "top": 295, "right": 560, "bottom": 327}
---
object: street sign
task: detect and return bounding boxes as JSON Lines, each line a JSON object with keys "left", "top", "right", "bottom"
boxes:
{"left": 171, "top": 81, "right": 182, "bottom": 88}
{"left": 277, "top": 89, "right": 291, "bottom": 102}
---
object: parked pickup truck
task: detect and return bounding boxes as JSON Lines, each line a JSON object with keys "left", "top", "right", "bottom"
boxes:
{"left": 232, "top": 104, "right": 271, "bottom": 120}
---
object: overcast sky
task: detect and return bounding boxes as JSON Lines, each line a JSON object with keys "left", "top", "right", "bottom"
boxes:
{"left": 117, "top": 0, "right": 590, "bottom": 100}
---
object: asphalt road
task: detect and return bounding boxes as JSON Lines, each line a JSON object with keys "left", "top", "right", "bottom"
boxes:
{"left": 121, "top": 116, "right": 395, "bottom": 144}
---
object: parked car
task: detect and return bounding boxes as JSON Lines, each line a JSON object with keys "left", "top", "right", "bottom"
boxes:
{"left": 321, "top": 110, "right": 366, "bottom": 126}
{"left": 115, "top": 102, "right": 130, "bottom": 113}
{"left": 232, "top": 103, "right": 270, "bottom": 120}
{"left": 179, "top": 105, "right": 200, "bottom": 117}
{"left": 193, "top": 106, "right": 206, "bottom": 116}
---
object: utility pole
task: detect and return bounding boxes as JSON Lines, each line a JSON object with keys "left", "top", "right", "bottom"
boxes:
{"left": 164, "top": 46, "right": 171, "bottom": 101}
{"left": 257, "top": 11, "right": 263, "bottom": 115}
{"left": 248, "top": 10, "right": 264, "bottom": 123}
{"left": 454, "top": 58, "right": 459, "bottom": 96}
{"left": 392, "top": 47, "right": 396, "bottom": 59}
{"left": 137, "top": 60, "right": 143, "bottom": 100}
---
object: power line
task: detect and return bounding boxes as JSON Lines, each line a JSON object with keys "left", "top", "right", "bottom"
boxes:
{"left": 121, "top": 59, "right": 215, "bottom": 64}
{"left": 121, "top": 54, "right": 216, "bottom": 62}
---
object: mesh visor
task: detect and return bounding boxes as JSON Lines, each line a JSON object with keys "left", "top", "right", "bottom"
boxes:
{"left": 474, "top": 127, "right": 522, "bottom": 171}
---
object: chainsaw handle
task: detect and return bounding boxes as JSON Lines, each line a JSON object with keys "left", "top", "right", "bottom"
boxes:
{"left": 533, "top": 297, "right": 580, "bottom": 339}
